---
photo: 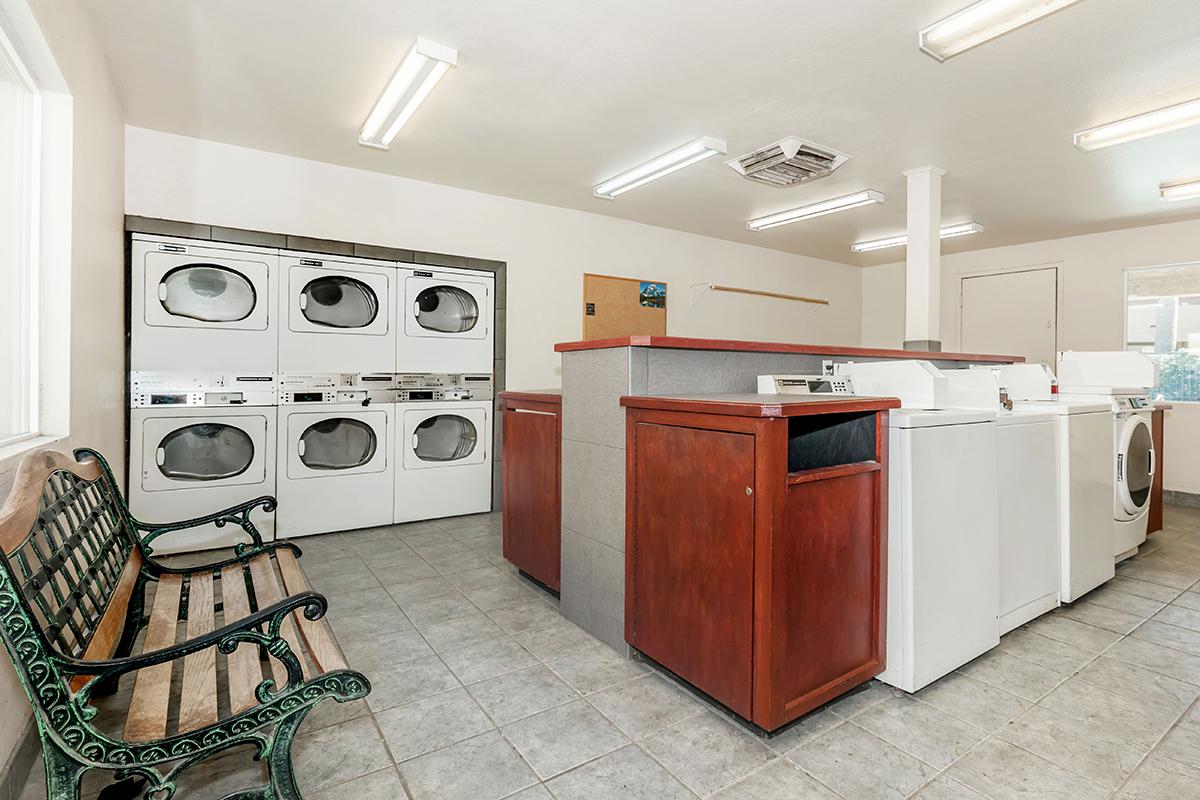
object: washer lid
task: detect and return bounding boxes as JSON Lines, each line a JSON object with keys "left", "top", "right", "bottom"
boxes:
{"left": 886, "top": 408, "right": 996, "bottom": 428}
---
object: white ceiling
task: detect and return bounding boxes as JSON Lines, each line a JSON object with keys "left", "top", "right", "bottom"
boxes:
{"left": 83, "top": 0, "right": 1200, "bottom": 266}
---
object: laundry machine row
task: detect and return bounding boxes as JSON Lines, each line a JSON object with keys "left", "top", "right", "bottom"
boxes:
{"left": 130, "top": 233, "right": 496, "bottom": 375}
{"left": 127, "top": 371, "right": 493, "bottom": 553}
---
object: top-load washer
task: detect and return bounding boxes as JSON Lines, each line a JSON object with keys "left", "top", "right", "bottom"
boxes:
{"left": 279, "top": 252, "right": 397, "bottom": 373}
{"left": 1057, "top": 351, "right": 1159, "bottom": 561}
{"left": 980, "top": 363, "right": 1116, "bottom": 600}
{"left": 131, "top": 234, "right": 279, "bottom": 372}
{"left": 397, "top": 266, "right": 494, "bottom": 373}
{"left": 943, "top": 368, "right": 1060, "bottom": 633}
{"left": 763, "top": 361, "right": 1000, "bottom": 692}
{"left": 128, "top": 371, "right": 278, "bottom": 554}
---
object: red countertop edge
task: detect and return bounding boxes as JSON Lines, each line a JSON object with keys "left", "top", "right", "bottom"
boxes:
{"left": 554, "top": 335, "right": 1023, "bottom": 364}
{"left": 498, "top": 389, "right": 562, "bottom": 405}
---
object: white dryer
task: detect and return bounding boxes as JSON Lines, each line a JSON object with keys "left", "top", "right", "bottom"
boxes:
{"left": 128, "top": 372, "right": 278, "bottom": 554}
{"left": 131, "top": 235, "right": 278, "bottom": 372}
{"left": 279, "top": 253, "right": 397, "bottom": 373}
{"left": 1058, "top": 351, "right": 1159, "bottom": 562}
{"left": 395, "top": 374, "right": 493, "bottom": 523}
{"left": 276, "top": 373, "right": 396, "bottom": 538}
{"left": 397, "top": 266, "right": 495, "bottom": 373}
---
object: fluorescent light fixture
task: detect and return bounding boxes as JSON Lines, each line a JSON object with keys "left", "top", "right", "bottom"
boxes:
{"left": 1074, "top": 98, "right": 1200, "bottom": 151}
{"left": 360, "top": 37, "right": 457, "bottom": 149}
{"left": 1161, "top": 178, "right": 1200, "bottom": 202}
{"left": 919, "top": 0, "right": 1085, "bottom": 61}
{"left": 851, "top": 222, "right": 984, "bottom": 253}
{"left": 747, "top": 190, "right": 884, "bottom": 232}
{"left": 593, "top": 137, "right": 726, "bottom": 199}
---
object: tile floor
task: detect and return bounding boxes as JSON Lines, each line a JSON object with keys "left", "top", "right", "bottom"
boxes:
{"left": 17, "top": 505, "right": 1200, "bottom": 800}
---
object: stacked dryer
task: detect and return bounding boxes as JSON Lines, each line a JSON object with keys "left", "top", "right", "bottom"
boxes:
{"left": 129, "top": 235, "right": 280, "bottom": 553}
{"left": 129, "top": 233, "right": 497, "bottom": 551}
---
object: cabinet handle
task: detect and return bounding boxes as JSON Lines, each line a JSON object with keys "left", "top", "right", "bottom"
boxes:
{"left": 510, "top": 409, "right": 556, "bottom": 416}
{"left": 745, "top": 486, "right": 753, "bottom": 496}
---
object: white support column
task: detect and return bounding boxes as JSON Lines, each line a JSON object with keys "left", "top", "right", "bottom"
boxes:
{"left": 903, "top": 166, "right": 945, "bottom": 351}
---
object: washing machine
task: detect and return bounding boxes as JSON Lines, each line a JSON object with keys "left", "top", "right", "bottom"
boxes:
{"left": 395, "top": 374, "right": 493, "bottom": 523}
{"left": 128, "top": 372, "right": 278, "bottom": 554}
{"left": 397, "top": 266, "right": 495, "bottom": 373}
{"left": 764, "top": 361, "right": 1000, "bottom": 693}
{"left": 944, "top": 368, "right": 1060, "bottom": 633}
{"left": 1057, "top": 351, "right": 1159, "bottom": 562}
{"left": 981, "top": 363, "right": 1116, "bottom": 600}
{"left": 276, "top": 373, "right": 396, "bottom": 538}
{"left": 131, "top": 234, "right": 278, "bottom": 372}
{"left": 278, "top": 252, "right": 397, "bottom": 373}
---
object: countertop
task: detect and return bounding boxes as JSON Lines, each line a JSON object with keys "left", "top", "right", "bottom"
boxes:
{"left": 498, "top": 388, "right": 562, "bottom": 404}
{"left": 555, "top": 335, "right": 1023, "bottom": 364}
{"left": 619, "top": 392, "right": 902, "bottom": 418}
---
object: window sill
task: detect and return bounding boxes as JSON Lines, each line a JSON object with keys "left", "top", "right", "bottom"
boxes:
{"left": 0, "top": 434, "right": 68, "bottom": 474}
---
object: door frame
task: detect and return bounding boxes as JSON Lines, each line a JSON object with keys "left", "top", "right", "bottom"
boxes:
{"left": 957, "top": 262, "right": 1062, "bottom": 362}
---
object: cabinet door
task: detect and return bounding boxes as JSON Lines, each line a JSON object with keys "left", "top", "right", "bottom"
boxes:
{"left": 502, "top": 406, "right": 561, "bottom": 589}
{"left": 629, "top": 422, "right": 755, "bottom": 717}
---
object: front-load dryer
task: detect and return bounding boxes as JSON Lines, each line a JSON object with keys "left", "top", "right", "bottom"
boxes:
{"left": 276, "top": 373, "right": 396, "bottom": 538}
{"left": 131, "top": 235, "right": 278, "bottom": 372}
{"left": 397, "top": 266, "right": 495, "bottom": 374}
{"left": 128, "top": 372, "right": 278, "bottom": 554}
{"left": 279, "top": 253, "right": 397, "bottom": 373}
{"left": 395, "top": 374, "right": 493, "bottom": 523}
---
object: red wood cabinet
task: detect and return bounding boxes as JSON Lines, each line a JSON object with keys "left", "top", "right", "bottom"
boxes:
{"left": 500, "top": 391, "right": 562, "bottom": 591}
{"left": 1149, "top": 406, "right": 1167, "bottom": 535}
{"left": 621, "top": 393, "right": 898, "bottom": 731}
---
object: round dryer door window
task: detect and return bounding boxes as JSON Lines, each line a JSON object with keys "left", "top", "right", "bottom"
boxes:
{"left": 159, "top": 264, "right": 257, "bottom": 322}
{"left": 299, "top": 418, "right": 378, "bottom": 469}
{"left": 413, "top": 415, "right": 477, "bottom": 462}
{"left": 300, "top": 276, "right": 379, "bottom": 328}
{"left": 157, "top": 423, "right": 254, "bottom": 481}
{"left": 414, "top": 286, "right": 479, "bottom": 333}
{"left": 1119, "top": 418, "right": 1154, "bottom": 514}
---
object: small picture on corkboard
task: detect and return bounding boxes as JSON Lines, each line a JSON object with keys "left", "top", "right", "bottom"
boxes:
{"left": 583, "top": 273, "right": 667, "bottom": 340}
{"left": 639, "top": 282, "right": 666, "bottom": 308}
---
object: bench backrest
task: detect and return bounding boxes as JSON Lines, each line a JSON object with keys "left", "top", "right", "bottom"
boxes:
{"left": 0, "top": 449, "right": 138, "bottom": 664}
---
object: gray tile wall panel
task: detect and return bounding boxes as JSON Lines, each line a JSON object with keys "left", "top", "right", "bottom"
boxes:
{"left": 284, "top": 235, "right": 354, "bottom": 256}
{"left": 561, "top": 348, "right": 633, "bottom": 450}
{"left": 560, "top": 440, "right": 625, "bottom": 552}
{"left": 125, "top": 216, "right": 211, "bottom": 240}
{"left": 210, "top": 226, "right": 287, "bottom": 249}
{"left": 560, "top": 529, "right": 627, "bottom": 653}
{"left": 493, "top": 267, "right": 506, "bottom": 310}
{"left": 645, "top": 350, "right": 827, "bottom": 394}
{"left": 354, "top": 242, "right": 415, "bottom": 262}
{"left": 495, "top": 309, "right": 507, "bottom": 362}
{"left": 414, "top": 251, "right": 471, "bottom": 269}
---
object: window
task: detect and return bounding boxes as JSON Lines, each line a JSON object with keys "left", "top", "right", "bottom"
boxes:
{"left": 0, "top": 23, "right": 39, "bottom": 446}
{"left": 1125, "top": 264, "right": 1200, "bottom": 402}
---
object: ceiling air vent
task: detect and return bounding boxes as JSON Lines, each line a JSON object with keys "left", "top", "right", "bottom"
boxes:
{"left": 726, "top": 138, "right": 850, "bottom": 188}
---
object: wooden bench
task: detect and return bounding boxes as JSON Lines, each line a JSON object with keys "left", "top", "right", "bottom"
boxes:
{"left": 0, "top": 449, "right": 370, "bottom": 800}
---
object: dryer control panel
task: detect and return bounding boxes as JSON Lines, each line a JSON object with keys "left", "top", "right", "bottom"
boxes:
{"left": 130, "top": 371, "right": 277, "bottom": 407}
{"left": 397, "top": 373, "right": 494, "bottom": 402}
{"left": 278, "top": 373, "right": 397, "bottom": 404}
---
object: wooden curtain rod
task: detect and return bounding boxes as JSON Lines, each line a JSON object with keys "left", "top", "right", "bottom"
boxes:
{"left": 704, "top": 283, "right": 830, "bottom": 306}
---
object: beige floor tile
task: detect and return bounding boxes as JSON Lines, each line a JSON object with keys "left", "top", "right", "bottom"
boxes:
{"left": 787, "top": 724, "right": 937, "bottom": 800}
{"left": 440, "top": 637, "right": 539, "bottom": 685}
{"left": 1039, "top": 676, "right": 1181, "bottom": 747}
{"left": 855, "top": 695, "right": 987, "bottom": 769}
{"left": 958, "top": 650, "right": 1066, "bottom": 701}
{"left": 1132, "top": 620, "right": 1200, "bottom": 657}
{"left": 1155, "top": 604, "right": 1200, "bottom": 632}
{"left": 1075, "top": 656, "right": 1200, "bottom": 715}
{"left": 545, "top": 744, "right": 696, "bottom": 800}
{"left": 913, "top": 775, "right": 989, "bottom": 799}
{"left": 293, "top": 716, "right": 393, "bottom": 794}
{"left": 1026, "top": 612, "right": 1125, "bottom": 651}
{"left": 467, "top": 664, "right": 579, "bottom": 725}
{"left": 998, "top": 704, "right": 1150, "bottom": 788}
{"left": 363, "top": 654, "right": 462, "bottom": 713}
{"left": 822, "top": 679, "right": 895, "bottom": 718}
{"left": 765, "top": 707, "right": 845, "bottom": 754}
{"left": 1083, "top": 584, "right": 1169, "bottom": 618}
{"left": 398, "top": 731, "right": 538, "bottom": 800}
{"left": 309, "top": 767, "right": 405, "bottom": 800}
{"left": 587, "top": 673, "right": 705, "bottom": 740}
{"left": 1107, "top": 577, "right": 1183, "bottom": 604}
{"left": 1116, "top": 752, "right": 1200, "bottom": 800}
{"left": 641, "top": 711, "right": 776, "bottom": 797}
{"left": 545, "top": 643, "right": 649, "bottom": 694}
{"left": 710, "top": 759, "right": 839, "bottom": 800}
{"left": 949, "top": 738, "right": 1109, "bottom": 800}
{"left": 996, "top": 628, "right": 1098, "bottom": 673}
{"left": 502, "top": 700, "right": 629, "bottom": 779}
{"left": 375, "top": 687, "right": 494, "bottom": 762}
{"left": 1155, "top": 702, "right": 1200, "bottom": 769}
{"left": 915, "top": 672, "right": 1031, "bottom": 731}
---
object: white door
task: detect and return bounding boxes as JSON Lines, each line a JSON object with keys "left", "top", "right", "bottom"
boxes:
{"left": 401, "top": 405, "right": 488, "bottom": 470}
{"left": 286, "top": 408, "right": 389, "bottom": 479}
{"left": 398, "top": 268, "right": 494, "bottom": 373}
{"left": 140, "top": 413, "right": 269, "bottom": 492}
{"left": 961, "top": 267, "right": 1058, "bottom": 365}
{"left": 1116, "top": 414, "right": 1154, "bottom": 517}
{"left": 287, "top": 263, "right": 391, "bottom": 336}
{"left": 143, "top": 249, "right": 271, "bottom": 331}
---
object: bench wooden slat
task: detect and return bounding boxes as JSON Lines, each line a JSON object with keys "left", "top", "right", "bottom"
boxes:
{"left": 70, "top": 551, "right": 144, "bottom": 692}
{"left": 247, "top": 555, "right": 310, "bottom": 687}
{"left": 275, "top": 549, "right": 348, "bottom": 673}
{"left": 124, "top": 573, "right": 182, "bottom": 742}
{"left": 220, "top": 563, "right": 261, "bottom": 715}
{"left": 177, "top": 572, "right": 217, "bottom": 733}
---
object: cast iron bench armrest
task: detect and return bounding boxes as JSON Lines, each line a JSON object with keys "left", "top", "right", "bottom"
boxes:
{"left": 133, "top": 495, "right": 277, "bottom": 554}
{"left": 58, "top": 590, "right": 327, "bottom": 706}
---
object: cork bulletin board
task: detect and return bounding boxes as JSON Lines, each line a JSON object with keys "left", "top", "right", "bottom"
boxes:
{"left": 582, "top": 273, "right": 668, "bottom": 340}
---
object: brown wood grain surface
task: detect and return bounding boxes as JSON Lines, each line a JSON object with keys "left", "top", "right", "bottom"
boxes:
{"left": 276, "top": 549, "right": 347, "bottom": 673}
{"left": 1149, "top": 408, "right": 1165, "bottom": 535}
{"left": 219, "top": 563, "right": 261, "bottom": 715}
{"left": 0, "top": 450, "right": 103, "bottom": 555}
{"left": 124, "top": 574, "right": 183, "bottom": 742}
{"left": 178, "top": 572, "right": 218, "bottom": 732}
{"left": 501, "top": 397, "right": 562, "bottom": 590}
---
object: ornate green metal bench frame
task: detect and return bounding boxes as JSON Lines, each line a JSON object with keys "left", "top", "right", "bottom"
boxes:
{"left": 0, "top": 449, "right": 371, "bottom": 800}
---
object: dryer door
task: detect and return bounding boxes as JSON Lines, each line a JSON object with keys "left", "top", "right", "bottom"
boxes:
{"left": 403, "top": 274, "right": 490, "bottom": 341}
{"left": 402, "top": 406, "right": 488, "bottom": 470}
{"left": 141, "top": 414, "right": 269, "bottom": 491}
{"left": 1117, "top": 415, "right": 1154, "bottom": 517}
{"left": 143, "top": 250, "right": 271, "bottom": 331}
{"left": 286, "top": 408, "right": 389, "bottom": 478}
{"left": 288, "top": 264, "right": 391, "bottom": 335}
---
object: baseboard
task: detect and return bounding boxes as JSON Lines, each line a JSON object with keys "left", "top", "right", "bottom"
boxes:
{"left": 1165, "top": 490, "right": 1200, "bottom": 509}
{"left": 0, "top": 718, "right": 38, "bottom": 800}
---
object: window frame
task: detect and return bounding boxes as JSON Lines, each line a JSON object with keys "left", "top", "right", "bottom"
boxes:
{"left": 1123, "top": 261, "right": 1200, "bottom": 405}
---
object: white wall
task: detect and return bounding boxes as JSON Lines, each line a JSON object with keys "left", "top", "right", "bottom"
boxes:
{"left": 0, "top": 0, "right": 125, "bottom": 779}
{"left": 861, "top": 218, "right": 1200, "bottom": 493}
{"left": 124, "top": 128, "right": 864, "bottom": 390}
